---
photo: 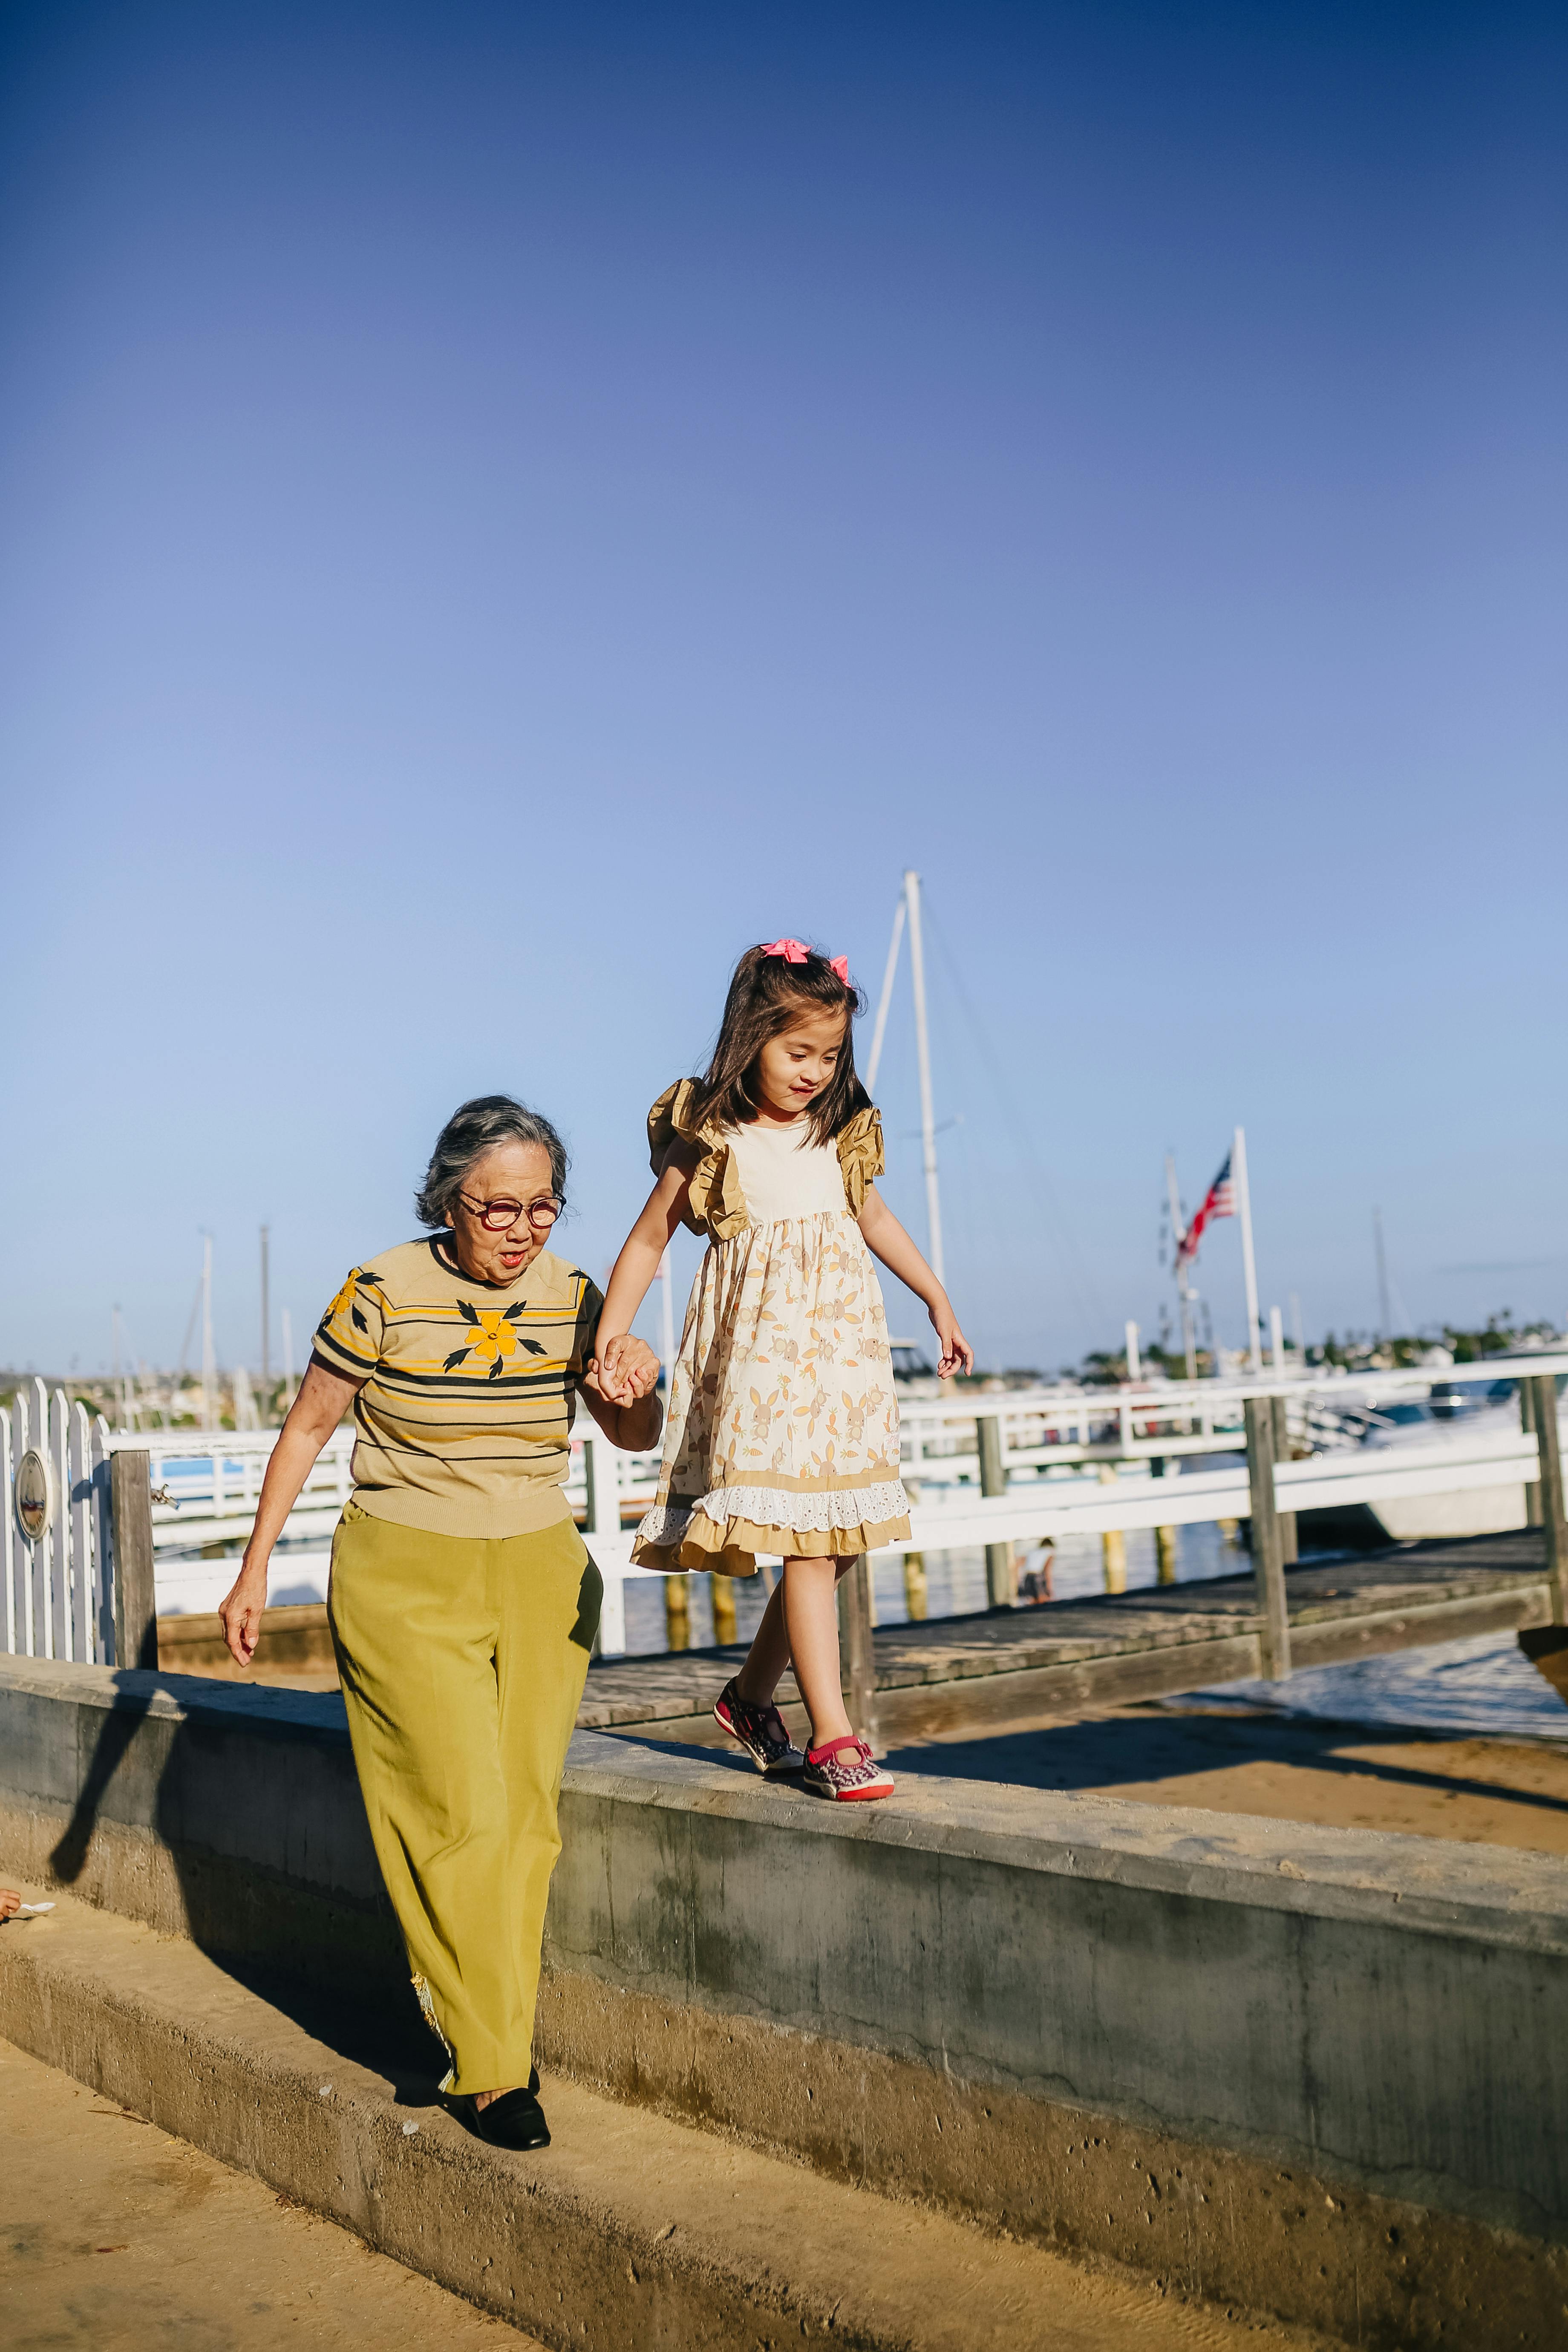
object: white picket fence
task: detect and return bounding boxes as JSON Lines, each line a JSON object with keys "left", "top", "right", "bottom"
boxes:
{"left": 2, "top": 1381, "right": 115, "bottom": 1663}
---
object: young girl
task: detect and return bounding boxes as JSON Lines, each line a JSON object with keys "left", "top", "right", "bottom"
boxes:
{"left": 594, "top": 938, "right": 973, "bottom": 1800}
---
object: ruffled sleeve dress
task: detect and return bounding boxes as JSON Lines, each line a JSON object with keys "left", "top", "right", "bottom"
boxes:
{"left": 631, "top": 1082, "right": 912, "bottom": 1576}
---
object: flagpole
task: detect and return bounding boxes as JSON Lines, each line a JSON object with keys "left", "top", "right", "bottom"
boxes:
{"left": 1233, "top": 1125, "right": 1262, "bottom": 1374}
{"left": 904, "top": 868, "right": 945, "bottom": 1287}
{"left": 1165, "top": 1153, "right": 1197, "bottom": 1383}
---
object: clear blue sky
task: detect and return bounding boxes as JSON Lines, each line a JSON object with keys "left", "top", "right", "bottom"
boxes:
{"left": 3, "top": 0, "right": 1564, "bottom": 1379}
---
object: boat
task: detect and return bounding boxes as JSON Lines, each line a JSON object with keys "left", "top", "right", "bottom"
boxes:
{"left": 1296, "top": 1376, "right": 1558, "bottom": 1548}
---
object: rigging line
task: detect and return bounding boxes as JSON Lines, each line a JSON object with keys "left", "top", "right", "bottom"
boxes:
{"left": 864, "top": 892, "right": 906, "bottom": 1095}
{"left": 921, "top": 900, "right": 1108, "bottom": 1335}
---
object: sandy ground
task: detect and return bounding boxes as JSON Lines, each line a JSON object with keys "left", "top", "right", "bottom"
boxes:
{"left": 0, "top": 2036, "right": 533, "bottom": 2351}
{"left": 888, "top": 1703, "right": 1568, "bottom": 1850}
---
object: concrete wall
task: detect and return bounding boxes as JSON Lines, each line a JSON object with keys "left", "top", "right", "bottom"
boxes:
{"left": 3, "top": 1655, "right": 1565, "bottom": 2349}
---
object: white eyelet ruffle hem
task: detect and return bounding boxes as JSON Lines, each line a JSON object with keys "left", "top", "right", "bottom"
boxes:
{"left": 637, "top": 1480, "right": 910, "bottom": 1552}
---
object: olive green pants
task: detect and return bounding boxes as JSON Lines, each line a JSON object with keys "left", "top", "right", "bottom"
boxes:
{"left": 328, "top": 1502, "right": 601, "bottom": 2095}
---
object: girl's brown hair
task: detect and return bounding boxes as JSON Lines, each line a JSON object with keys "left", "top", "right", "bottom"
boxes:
{"left": 689, "top": 944, "right": 869, "bottom": 1144}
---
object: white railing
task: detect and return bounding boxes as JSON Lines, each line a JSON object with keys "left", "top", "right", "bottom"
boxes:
{"left": 74, "top": 1350, "right": 1567, "bottom": 1656}
{"left": 113, "top": 1354, "right": 1563, "bottom": 1547}
{"left": 3, "top": 1381, "right": 114, "bottom": 1662}
{"left": 891, "top": 1356, "right": 1566, "bottom": 1484}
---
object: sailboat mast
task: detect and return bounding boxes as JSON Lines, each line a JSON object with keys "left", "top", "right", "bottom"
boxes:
{"left": 903, "top": 869, "right": 945, "bottom": 1286}
{"left": 260, "top": 1224, "right": 271, "bottom": 1388}
{"left": 201, "top": 1234, "right": 216, "bottom": 1427}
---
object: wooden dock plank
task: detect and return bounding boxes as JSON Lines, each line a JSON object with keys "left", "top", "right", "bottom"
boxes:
{"left": 579, "top": 1530, "right": 1556, "bottom": 1746}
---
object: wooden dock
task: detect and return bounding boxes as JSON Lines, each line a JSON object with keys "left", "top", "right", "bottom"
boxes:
{"left": 579, "top": 1529, "right": 1565, "bottom": 1748}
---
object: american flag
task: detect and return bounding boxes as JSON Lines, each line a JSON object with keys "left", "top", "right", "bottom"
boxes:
{"left": 1176, "top": 1152, "right": 1234, "bottom": 1264}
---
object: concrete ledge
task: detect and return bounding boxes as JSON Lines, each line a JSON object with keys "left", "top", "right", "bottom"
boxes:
{"left": 3, "top": 1888, "right": 1188, "bottom": 2352}
{"left": 6, "top": 1656, "right": 1568, "bottom": 2350}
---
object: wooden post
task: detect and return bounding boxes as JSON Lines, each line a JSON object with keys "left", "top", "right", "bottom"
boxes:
{"left": 902, "top": 1549, "right": 928, "bottom": 1620}
{"left": 977, "top": 1415, "right": 1013, "bottom": 1609}
{"left": 1520, "top": 1383, "right": 1544, "bottom": 1527}
{"left": 110, "top": 1449, "right": 158, "bottom": 1670}
{"left": 1271, "top": 1395, "right": 1299, "bottom": 1566}
{"left": 839, "top": 1556, "right": 879, "bottom": 1749}
{"left": 1529, "top": 1375, "right": 1568, "bottom": 1625}
{"left": 582, "top": 1438, "right": 618, "bottom": 1656}
{"left": 665, "top": 1577, "right": 690, "bottom": 1653}
{"left": 1243, "top": 1398, "right": 1290, "bottom": 1679}
{"left": 1151, "top": 1456, "right": 1177, "bottom": 1585}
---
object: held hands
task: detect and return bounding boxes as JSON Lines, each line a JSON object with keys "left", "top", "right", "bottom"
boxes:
{"left": 587, "top": 1331, "right": 661, "bottom": 1408}
{"left": 932, "top": 1304, "right": 975, "bottom": 1380}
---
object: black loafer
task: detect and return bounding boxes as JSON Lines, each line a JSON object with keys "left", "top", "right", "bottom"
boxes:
{"left": 461, "top": 2070, "right": 550, "bottom": 2151}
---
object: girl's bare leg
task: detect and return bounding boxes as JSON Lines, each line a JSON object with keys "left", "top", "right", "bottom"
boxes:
{"left": 734, "top": 1557, "right": 856, "bottom": 1745}
{"left": 732, "top": 1578, "right": 792, "bottom": 1706}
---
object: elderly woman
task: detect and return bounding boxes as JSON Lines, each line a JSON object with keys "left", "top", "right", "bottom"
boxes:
{"left": 219, "top": 1096, "right": 659, "bottom": 2150}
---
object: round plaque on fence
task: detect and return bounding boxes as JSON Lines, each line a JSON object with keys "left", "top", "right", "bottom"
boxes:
{"left": 15, "top": 1447, "right": 55, "bottom": 1543}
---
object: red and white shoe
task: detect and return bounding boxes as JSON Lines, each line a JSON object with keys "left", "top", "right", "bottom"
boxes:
{"left": 713, "top": 1678, "right": 805, "bottom": 1774}
{"left": 801, "top": 1734, "right": 894, "bottom": 1801}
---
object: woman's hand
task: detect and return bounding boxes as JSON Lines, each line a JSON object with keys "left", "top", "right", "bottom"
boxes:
{"left": 932, "top": 1304, "right": 974, "bottom": 1380}
{"left": 218, "top": 1556, "right": 269, "bottom": 1669}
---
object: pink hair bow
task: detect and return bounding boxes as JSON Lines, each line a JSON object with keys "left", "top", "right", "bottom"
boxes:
{"left": 761, "top": 938, "right": 850, "bottom": 984}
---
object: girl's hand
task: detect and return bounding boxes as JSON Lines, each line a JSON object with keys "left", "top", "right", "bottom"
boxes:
{"left": 590, "top": 1332, "right": 660, "bottom": 1404}
{"left": 932, "top": 1306, "right": 974, "bottom": 1380}
{"left": 218, "top": 1557, "right": 268, "bottom": 1669}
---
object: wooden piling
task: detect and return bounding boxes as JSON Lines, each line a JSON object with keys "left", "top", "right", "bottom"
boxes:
{"left": 1521, "top": 1383, "right": 1545, "bottom": 1527}
{"left": 1528, "top": 1374, "right": 1568, "bottom": 1624}
{"left": 1271, "top": 1395, "right": 1299, "bottom": 1566}
{"left": 839, "top": 1556, "right": 879, "bottom": 1749}
{"left": 1151, "top": 1456, "right": 1177, "bottom": 1584}
{"left": 1243, "top": 1397, "right": 1291, "bottom": 1679}
{"left": 665, "top": 1577, "right": 690, "bottom": 1652}
{"left": 110, "top": 1449, "right": 158, "bottom": 1670}
{"left": 582, "top": 1438, "right": 620, "bottom": 1656}
{"left": 1098, "top": 1464, "right": 1127, "bottom": 1593}
{"left": 710, "top": 1572, "right": 738, "bottom": 1646}
{"left": 902, "top": 1549, "right": 928, "bottom": 1620}
{"left": 977, "top": 1415, "right": 1014, "bottom": 1608}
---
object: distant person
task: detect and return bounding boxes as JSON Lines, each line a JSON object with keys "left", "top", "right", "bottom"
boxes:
{"left": 219, "top": 1097, "right": 660, "bottom": 2151}
{"left": 592, "top": 940, "right": 972, "bottom": 1800}
{"left": 1019, "top": 1540, "right": 1056, "bottom": 1604}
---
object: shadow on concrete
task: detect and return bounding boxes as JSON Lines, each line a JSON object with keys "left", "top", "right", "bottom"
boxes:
{"left": 47, "top": 1668, "right": 445, "bottom": 2107}
{"left": 49, "top": 1673, "right": 158, "bottom": 1886}
{"left": 884, "top": 1706, "right": 1568, "bottom": 1822}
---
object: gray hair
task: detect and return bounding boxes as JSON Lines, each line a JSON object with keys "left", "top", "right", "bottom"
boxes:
{"left": 415, "top": 1095, "right": 570, "bottom": 1229}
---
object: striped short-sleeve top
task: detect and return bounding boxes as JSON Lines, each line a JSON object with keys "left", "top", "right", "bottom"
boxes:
{"left": 312, "top": 1236, "right": 604, "bottom": 1539}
